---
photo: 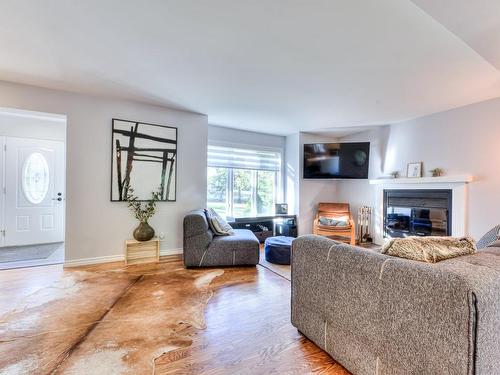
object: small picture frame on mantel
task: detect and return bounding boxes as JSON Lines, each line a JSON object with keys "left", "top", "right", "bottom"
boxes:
{"left": 407, "top": 162, "right": 423, "bottom": 178}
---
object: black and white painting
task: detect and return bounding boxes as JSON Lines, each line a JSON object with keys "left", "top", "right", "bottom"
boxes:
{"left": 111, "top": 119, "right": 177, "bottom": 201}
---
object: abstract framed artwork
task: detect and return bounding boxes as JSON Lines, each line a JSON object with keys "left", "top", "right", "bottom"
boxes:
{"left": 111, "top": 119, "right": 177, "bottom": 201}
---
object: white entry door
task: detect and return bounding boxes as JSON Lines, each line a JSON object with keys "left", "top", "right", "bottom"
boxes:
{"left": 4, "top": 137, "right": 65, "bottom": 246}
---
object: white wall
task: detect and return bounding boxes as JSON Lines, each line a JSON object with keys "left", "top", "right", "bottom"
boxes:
{"left": 337, "top": 97, "right": 500, "bottom": 240}
{"left": 0, "top": 80, "right": 208, "bottom": 263}
{"left": 285, "top": 133, "right": 300, "bottom": 215}
{"left": 335, "top": 126, "right": 389, "bottom": 226}
{"left": 0, "top": 108, "right": 66, "bottom": 141}
{"left": 208, "top": 125, "right": 285, "bottom": 150}
{"left": 295, "top": 132, "right": 339, "bottom": 235}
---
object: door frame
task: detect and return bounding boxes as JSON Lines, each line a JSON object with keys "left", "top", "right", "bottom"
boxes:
{"left": 0, "top": 108, "right": 67, "bottom": 253}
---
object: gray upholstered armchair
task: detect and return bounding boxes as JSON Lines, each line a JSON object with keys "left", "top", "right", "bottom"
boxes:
{"left": 183, "top": 210, "right": 260, "bottom": 267}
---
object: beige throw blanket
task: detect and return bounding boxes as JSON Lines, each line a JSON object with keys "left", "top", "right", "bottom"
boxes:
{"left": 382, "top": 236, "right": 477, "bottom": 263}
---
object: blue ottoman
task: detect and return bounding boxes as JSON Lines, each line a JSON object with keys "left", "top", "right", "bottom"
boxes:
{"left": 264, "top": 236, "right": 294, "bottom": 265}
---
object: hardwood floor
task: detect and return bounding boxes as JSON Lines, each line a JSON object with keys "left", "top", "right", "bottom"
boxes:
{"left": 258, "top": 247, "right": 291, "bottom": 280}
{"left": 0, "top": 257, "right": 349, "bottom": 374}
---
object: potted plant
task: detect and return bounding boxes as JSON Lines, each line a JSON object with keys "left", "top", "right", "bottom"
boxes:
{"left": 430, "top": 168, "right": 444, "bottom": 177}
{"left": 125, "top": 186, "right": 162, "bottom": 241}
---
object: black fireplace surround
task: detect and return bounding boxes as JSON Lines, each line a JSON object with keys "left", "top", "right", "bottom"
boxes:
{"left": 383, "top": 189, "right": 452, "bottom": 238}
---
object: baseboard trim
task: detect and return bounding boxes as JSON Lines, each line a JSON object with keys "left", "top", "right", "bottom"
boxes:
{"left": 160, "top": 248, "right": 183, "bottom": 257}
{"left": 64, "top": 248, "right": 183, "bottom": 267}
{"left": 64, "top": 254, "right": 124, "bottom": 267}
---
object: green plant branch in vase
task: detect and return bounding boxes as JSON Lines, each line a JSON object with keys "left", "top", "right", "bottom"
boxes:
{"left": 125, "top": 185, "right": 162, "bottom": 241}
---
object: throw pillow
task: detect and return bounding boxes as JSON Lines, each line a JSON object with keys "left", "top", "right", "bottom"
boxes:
{"left": 205, "top": 208, "right": 234, "bottom": 236}
{"left": 381, "top": 236, "right": 477, "bottom": 263}
{"left": 319, "top": 216, "right": 349, "bottom": 227}
{"left": 476, "top": 225, "right": 500, "bottom": 250}
{"left": 204, "top": 209, "right": 219, "bottom": 234}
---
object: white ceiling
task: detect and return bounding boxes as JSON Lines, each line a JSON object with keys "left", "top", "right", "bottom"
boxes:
{"left": 1, "top": 0, "right": 499, "bottom": 135}
{"left": 305, "top": 126, "right": 379, "bottom": 139}
{"left": 411, "top": 0, "right": 500, "bottom": 71}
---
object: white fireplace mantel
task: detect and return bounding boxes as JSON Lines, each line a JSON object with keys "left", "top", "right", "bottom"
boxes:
{"left": 369, "top": 174, "right": 474, "bottom": 185}
{"left": 370, "top": 175, "right": 473, "bottom": 245}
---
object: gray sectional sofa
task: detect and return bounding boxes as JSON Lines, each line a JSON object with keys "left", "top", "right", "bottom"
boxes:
{"left": 183, "top": 209, "right": 260, "bottom": 267}
{"left": 291, "top": 235, "right": 500, "bottom": 375}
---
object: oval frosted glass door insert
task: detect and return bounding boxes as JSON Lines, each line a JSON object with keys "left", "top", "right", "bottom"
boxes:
{"left": 22, "top": 152, "right": 50, "bottom": 204}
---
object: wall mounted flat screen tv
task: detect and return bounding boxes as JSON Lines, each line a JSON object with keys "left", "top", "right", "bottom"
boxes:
{"left": 303, "top": 142, "right": 370, "bottom": 179}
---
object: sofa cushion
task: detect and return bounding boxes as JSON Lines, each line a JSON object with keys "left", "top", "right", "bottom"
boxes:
{"left": 209, "top": 229, "right": 259, "bottom": 251}
{"left": 205, "top": 208, "right": 234, "bottom": 236}
{"left": 196, "top": 229, "right": 259, "bottom": 267}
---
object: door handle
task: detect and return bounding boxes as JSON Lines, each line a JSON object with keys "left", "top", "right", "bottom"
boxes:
{"left": 52, "top": 197, "right": 63, "bottom": 201}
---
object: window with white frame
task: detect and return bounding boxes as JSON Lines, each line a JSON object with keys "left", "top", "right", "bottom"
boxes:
{"left": 207, "top": 144, "right": 282, "bottom": 218}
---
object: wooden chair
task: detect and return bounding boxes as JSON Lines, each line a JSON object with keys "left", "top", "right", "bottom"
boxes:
{"left": 313, "top": 203, "right": 356, "bottom": 245}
